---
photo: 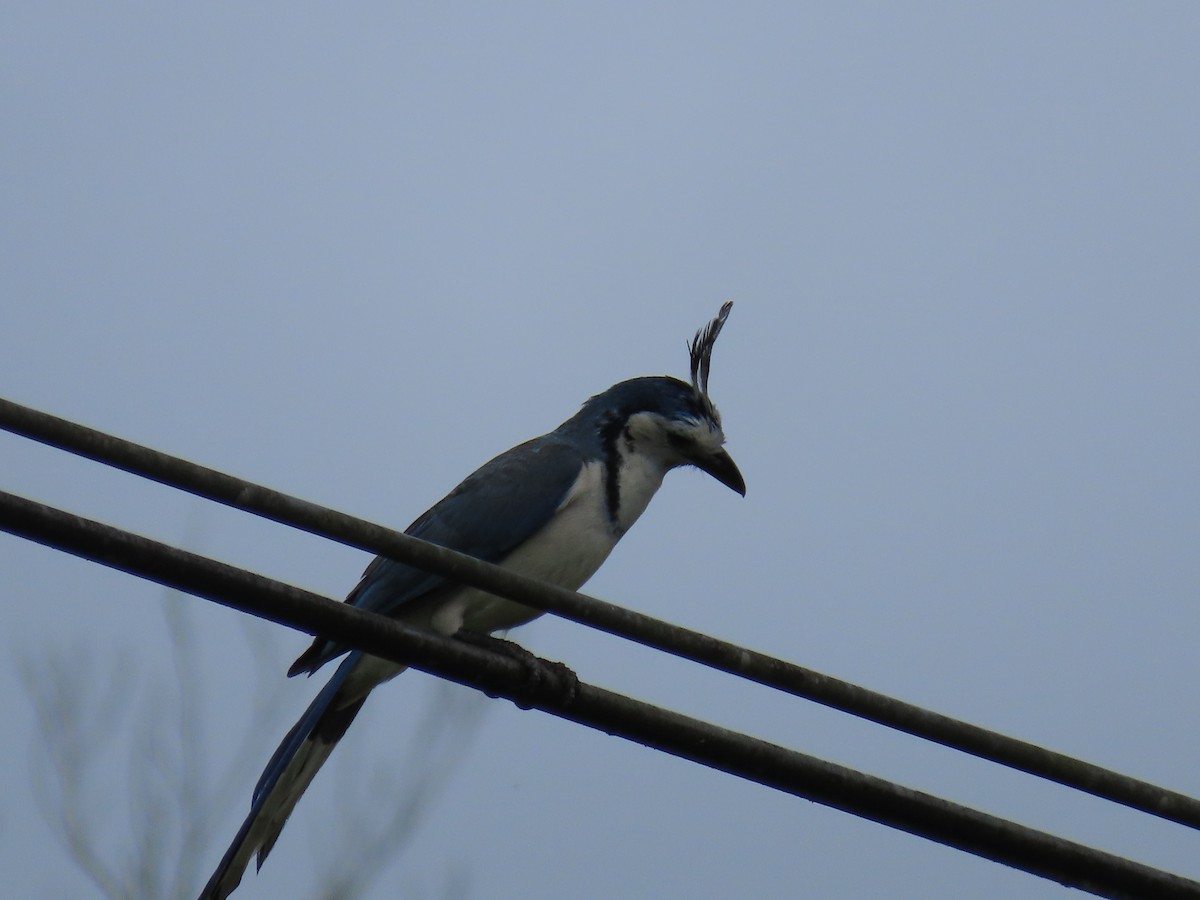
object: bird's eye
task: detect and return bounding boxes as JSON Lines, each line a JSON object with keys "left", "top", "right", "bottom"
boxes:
{"left": 667, "top": 432, "right": 692, "bottom": 449}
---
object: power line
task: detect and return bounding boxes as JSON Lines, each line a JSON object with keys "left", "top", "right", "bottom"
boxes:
{"left": 2, "top": 488, "right": 1198, "bottom": 900}
{"left": 3, "top": 394, "right": 1198, "bottom": 832}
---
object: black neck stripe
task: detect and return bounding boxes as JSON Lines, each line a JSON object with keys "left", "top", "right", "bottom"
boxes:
{"left": 599, "top": 414, "right": 624, "bottom": 528}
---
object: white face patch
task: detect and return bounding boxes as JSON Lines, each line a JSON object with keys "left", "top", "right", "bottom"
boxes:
{"left": 672, "top": 416, "right": 727, "bottom": 456}
{"left": 623, "top": 411, "right": 726, "bottom": 464}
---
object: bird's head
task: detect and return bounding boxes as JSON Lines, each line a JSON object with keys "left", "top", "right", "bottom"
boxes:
{"left": 564, "top": 302, "right": 745, "bottom": 496}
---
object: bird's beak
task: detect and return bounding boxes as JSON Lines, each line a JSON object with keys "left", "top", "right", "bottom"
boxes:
{"left": 693, "top": 448, "right": 746, "bottom": 496}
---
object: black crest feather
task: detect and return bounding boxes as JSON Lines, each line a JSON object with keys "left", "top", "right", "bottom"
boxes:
{"left": 688, "top": 301, "right": 734, "bottom": 419}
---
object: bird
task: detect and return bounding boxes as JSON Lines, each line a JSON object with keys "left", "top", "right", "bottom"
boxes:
{"left": 199, "top": 302, "right": 745, "bottom": 899}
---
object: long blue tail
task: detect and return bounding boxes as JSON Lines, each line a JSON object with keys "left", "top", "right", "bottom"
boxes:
{"left": 199, "top": 651, "right": 401, "bottom": 899}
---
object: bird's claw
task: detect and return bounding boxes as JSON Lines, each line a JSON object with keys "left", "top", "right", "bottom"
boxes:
{"left": 457, "top": 632, "right": 580, "bottom": 709}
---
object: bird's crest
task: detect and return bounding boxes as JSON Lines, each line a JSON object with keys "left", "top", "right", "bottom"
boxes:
{"left": 688, "top": 300, "right": 734, "bottom": 421}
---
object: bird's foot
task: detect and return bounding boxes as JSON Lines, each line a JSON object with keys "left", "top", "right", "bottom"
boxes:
{"left": 456, "top": 632, "right": 580, "bottom": 710}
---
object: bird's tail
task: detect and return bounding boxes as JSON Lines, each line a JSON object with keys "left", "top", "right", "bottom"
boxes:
{"left": 198, "top": 651, "right": 403, "bottom": 900}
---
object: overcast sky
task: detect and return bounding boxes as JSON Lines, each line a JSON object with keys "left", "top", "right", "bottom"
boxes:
{"left": 3, "top": 4, "right": 1199, "bottom": 899}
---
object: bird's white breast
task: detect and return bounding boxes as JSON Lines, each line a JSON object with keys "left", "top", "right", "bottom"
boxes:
{"left": 431, "top": 460, "right": 651, "bottom": 635}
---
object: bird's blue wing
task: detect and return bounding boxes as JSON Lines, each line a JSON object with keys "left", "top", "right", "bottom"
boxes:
{"left": 289, "top": 434, "right": 586, "bottom": 675}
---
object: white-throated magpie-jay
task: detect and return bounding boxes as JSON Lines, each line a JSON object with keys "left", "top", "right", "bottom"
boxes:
{"left": 200, "top": 303, "right": 744, "bottom": 898}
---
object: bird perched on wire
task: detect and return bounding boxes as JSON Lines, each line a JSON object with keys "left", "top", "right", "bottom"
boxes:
{"left": 199, "top": 302, "right": 745, "bottom": 899}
